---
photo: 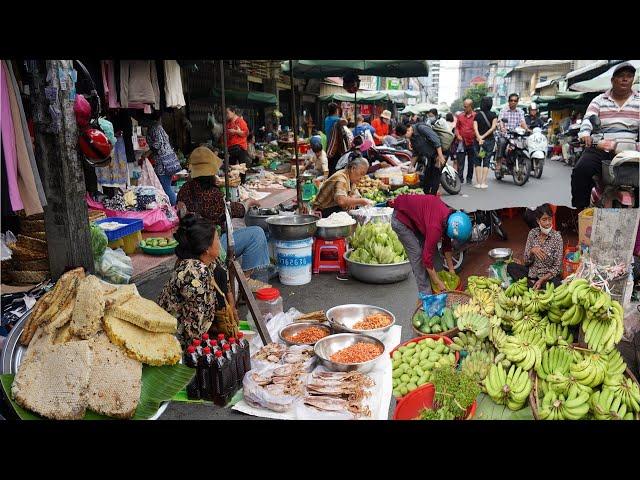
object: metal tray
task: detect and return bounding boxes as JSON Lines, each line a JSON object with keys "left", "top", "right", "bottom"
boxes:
{"left": 0, "top": 314, "right": 169, "bottom": 420}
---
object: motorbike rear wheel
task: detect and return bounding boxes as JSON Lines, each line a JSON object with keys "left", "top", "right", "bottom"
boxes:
{"left": 440, "top": 167, "right": 462, "bottom": 195}
{"left": 513, "top": 154, "right": 531, "bottom": 186}
{"left": 494, "top": 163, "right": 504, "bottom": 181}
{"left": 533, "top": 159, "right": 544, "bottom": 179}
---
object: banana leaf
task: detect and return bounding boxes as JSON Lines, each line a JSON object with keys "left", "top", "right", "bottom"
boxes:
{"left": 472, "top": 393, "right": 534, "bottom": 420}
{"left": 0, "top": 364, "right": 194, "bottom": 421}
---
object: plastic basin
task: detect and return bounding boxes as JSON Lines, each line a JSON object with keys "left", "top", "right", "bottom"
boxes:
{"left": 393, "top": 383, "right": 477, "bottom": 420}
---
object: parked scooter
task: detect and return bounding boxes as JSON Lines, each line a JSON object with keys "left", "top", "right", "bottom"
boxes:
{"left": 586, "top": 115, "right": 640, "bottom": 208}
{"left": 438, "top": 209, "right": 508, "bottom": 272}
{"left": 496, "top": 119, "right": 531, "bottom": 186}
{"left": 558, "top": 120, "right": 584, "bottom": 167}
{"left": 527, "top": 118, "right": 553, "bottom": 178}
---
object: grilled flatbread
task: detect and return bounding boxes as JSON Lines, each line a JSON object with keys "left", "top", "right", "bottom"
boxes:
{"left": 69, "top": 275, "right": 106, "bottom": 339}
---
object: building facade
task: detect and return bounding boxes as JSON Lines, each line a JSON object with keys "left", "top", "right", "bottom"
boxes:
{"left": 458, "top": 60, "right": 492, "bottom": 98}
{"left": 427, "top": 60, "right": 441, "bottom": 103}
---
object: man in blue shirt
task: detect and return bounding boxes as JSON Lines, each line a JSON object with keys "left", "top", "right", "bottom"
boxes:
{"left": 353, "top": 114, "right": 377, "bottom": 137}
{"left": 324, "top": 102, "right": 341, "bottom": 145}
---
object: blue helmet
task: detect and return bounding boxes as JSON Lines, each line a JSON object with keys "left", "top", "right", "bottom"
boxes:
{"left": 447, "top": 211, "right": 472, "bottom": 243}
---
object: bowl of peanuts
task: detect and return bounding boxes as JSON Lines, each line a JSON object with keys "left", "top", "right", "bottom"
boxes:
{"left": 325, "top": 304, "right": 395, "bottom": 340}
{"left": 313, "top": 333, "right": 386, "bottom": 373}
{"left": 278, "top": 322, "right": 332, "bottom": 346}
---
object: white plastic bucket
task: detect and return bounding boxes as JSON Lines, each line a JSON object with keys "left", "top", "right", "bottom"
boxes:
{"left": 274, "top": 238, "right": 313, "bottom": 286}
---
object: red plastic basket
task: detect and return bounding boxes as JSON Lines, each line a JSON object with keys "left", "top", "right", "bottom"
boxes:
{"left": 562, "top": 245, "right": 580, "bottom": 279}
{"left": 393, "top": 383, "right": 477, "bottom": 420}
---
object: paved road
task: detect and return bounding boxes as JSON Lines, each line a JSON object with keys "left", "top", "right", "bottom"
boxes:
{"left": 441, "top": 157, "right": 574, "bottom": 212}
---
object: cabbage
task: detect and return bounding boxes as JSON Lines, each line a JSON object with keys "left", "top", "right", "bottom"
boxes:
{"left": 90, "top": 223, "right": 108, "bottom": 260}
{"left": 347, "top": 221, "right": 407, "bottom": 265}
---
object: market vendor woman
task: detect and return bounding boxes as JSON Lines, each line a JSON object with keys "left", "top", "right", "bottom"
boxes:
{"left": 390, "top": 194, "right": 472, "bottom": 294}
{"left": 312, "top": 157, "right": 373, "bottom": 218}
{"left": 507, "top": 204, "right": 563, "bottom": 289}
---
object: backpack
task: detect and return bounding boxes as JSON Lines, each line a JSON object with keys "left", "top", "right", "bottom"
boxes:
{"left": 430, "top": 118, "right": 454, "bottom": 152}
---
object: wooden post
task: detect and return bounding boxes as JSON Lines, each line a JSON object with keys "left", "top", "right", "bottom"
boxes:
{"left": 27, "top": 60, "right": 93, "bottom": 279}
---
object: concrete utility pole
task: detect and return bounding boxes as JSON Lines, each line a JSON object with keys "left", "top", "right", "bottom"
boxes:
{"left": 27, "top": 59, "right": 93, "bottom": 279}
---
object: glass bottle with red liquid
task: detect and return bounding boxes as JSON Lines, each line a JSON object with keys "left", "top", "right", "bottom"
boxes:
{"left": 228, "top": 337, "right": 245, "bottom": 388}
{"left": 211, "top": 350, "right": 233, "bottom": 406}
{"left": 197, "top": 347, "right": 215, "bottom": 401}
{"left": 222, "top": 343, "right": 238, "bottom": 395}
{"left": 217, "top": 333, "right": 229, "bottom": 348}
{"left": 192, "top": 339, "right": 203, "bottom": 357}
{"left": 236, "top": 331, "right": 252, "bottom": 374}
{"left": 201, "top": 333, "right": 213, "bottom": 350}
{"left": 184, "top": 345, "right": 200, "bottom": 400}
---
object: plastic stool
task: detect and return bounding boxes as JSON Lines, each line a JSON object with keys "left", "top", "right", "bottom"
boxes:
{"left": 312, "top": 238, "right": 347, "bottom": 274}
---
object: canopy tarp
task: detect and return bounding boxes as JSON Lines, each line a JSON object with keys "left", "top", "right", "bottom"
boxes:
{"left": 211, "top": 89, "right": 278, "bottom": 105}
{"left": 570, "top": 60, "right": 640, "bottom": 92}
{"left": 399, "top": 102, "right": 440, "bottom": 114}
{"left": 282, "top": 60, "right": 429, "bottom": 79}
{"left": 318, "top": 91, "right": 392, "bottom": 104}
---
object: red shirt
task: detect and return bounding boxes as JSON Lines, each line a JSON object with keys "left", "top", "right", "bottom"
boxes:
{"left": 456, "top": 111, "right": 477, "bottom": 146}
{"left": 393, "top": 194, "right": 452, "bottom": 269}
{"left": 226, "top": 117, "right": 249, "bottom": 150}
{"left": 371, "top": 118, "right": 389, "bottom": 145}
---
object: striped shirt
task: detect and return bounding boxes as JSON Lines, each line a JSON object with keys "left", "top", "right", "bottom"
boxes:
{"left": 498, "top": 107, "right": 526, "bottom": 131}
{"left": 579, "top": 89, "right": 640, "bottom": 143}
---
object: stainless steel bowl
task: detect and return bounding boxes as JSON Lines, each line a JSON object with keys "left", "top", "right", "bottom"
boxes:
{"left": 325, "top": 304, "right": 395, "bottom": 340}
{"left": 267, "top": 215, "right": 319, "bottom": 241}
{"left": 278, "top": 322, "right": 331, "bottom": 346}
{"left": 315, "top": 222, "right": 356, "bottom": 240}
{"left": 313, "top": 333, "right": 385, "bottom": 373}
{"left": 488, "top": 248, "right": 513, "bottom": 261}
{"left": 348, "top": 207, "right": 394, "bottom": 225}
{"left": 344, "top": 252, "right": 412, "bottom": 284}
{"left": 244, "top": 207, "right": 281, "bottom": 232}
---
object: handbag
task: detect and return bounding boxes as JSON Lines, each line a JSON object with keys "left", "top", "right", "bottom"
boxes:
{"left": 209, "top": 280, "right": 240, "bottom": 338}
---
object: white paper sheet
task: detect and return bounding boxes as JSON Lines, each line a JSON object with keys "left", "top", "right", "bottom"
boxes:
{"left": 232, "top": 325, "right": 401, "bottom": 420}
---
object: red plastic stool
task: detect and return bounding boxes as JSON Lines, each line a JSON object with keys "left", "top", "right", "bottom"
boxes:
{"left": 312, "top": 237, "right": 347, "bottom": 274}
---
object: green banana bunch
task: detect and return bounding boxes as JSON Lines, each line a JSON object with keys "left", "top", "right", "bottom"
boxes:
{"left": 538, "top": 389, "right": 590, "bottom": 420}
{"left": 603, "top": 349, "right": 627, "bottom": 384}
{"left": 579, "top": 285, "right": 612, "bottom": 317}
{"left": 560, "top": 303, "right": 586, "bottom": 327}
{"left": 497, "top": 291, "right": 514, "bottom": 310}
{"left": 456, "top": 312, "right": 491, "bottom": 339}
{"left": 536, "top": 346, "right": 572, "bottom": 380}
{"left": 512, "top": 312, "right": 548, "bottom": 337}
{"left": 546, "top": 372, "right": 593, "bottom": 397}
{"left": 505, "top": 278, "right": 528, "bottom": 298}
{"left": 489, "top": 324, "right": 509, "bottom": 350}
{"left": 551, "top": 282, "right": 574, "bottom": 310}
{"left": 590, "top": 388, "right": 635, "bottom": 420}
{"left": 461, "top": 350, "right": 495, "bottom": 384}
{"left": 570, "top": 351, "right": 607, "bottom": 388}
{"left": 449, "top": 331, "right": 495, "bottom": 355}
{"left": 537, "top": 282, "right": 555, "bottom": 307}
{"left": 483, "top": 364, "right": 532, "bottom": 411}
{"left": 500, "top": 331, "right": 544, "bottom": 371}
{"left": 546, "top": 305, "right": 565, "bottom": 324}
{"left": 544, "top": 323, "right": 574, "bottom": 347}
{"left": 602, "top": 375, "right": 640, "bottom": 413}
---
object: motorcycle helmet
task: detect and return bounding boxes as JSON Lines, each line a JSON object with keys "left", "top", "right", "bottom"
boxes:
{"left": 78, "top": 128, "right": 112, "bottom": 167}
{"left": 342, "top": 73, "right": 361, "bottom": 94}
{"left": 447, "top": 211, "right": 472, "bottom": 244}
{"left": 74, "top": 95, "right": 92, "bottom": 128}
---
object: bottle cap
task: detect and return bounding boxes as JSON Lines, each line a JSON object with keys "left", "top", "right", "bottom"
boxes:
{"left": 217, "top": 334, "right": 226, "bottom": 340}
{"left": 202, "top": 333, "right": 209, "bottom": 340}
{"left": 255, "top": 287, "right": 280, "bottom": 301}
{"left": 237, "top": 332, "right": 244, "bottom": 339}
{"left": 203, "top": 347, "right": 211, "bottom": 354}
{"left": 223, "top": 344, "right": 231, "bottom": 351}
{"left": 215, "top": 351, "right": 223, "bottom": 358}
{"left": 211, "top": 340, "right": 218, "bottom": 346}
{"left": 229, "top": 337, "right": 236, "bottom": 344}
{"left": 193, "top": 339, "right": 201, "bottom": 346}
{"left": 187, "top": 346, "right": 195, "bottom": 353}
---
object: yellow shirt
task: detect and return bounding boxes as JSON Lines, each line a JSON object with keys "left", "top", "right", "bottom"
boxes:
{"left": 313, "top": 170, "right": 356, "bottom": 210}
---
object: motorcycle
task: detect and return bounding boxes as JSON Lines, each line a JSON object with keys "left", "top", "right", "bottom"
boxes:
{"left": 587, "top": 115, "right": 640, "bottom": 208}
{"left": 527, "top": 118, "right": 553, "bottom": 179}
{"left": 496, "top": 119, "right": 531, "bottom": 186}
{"left": 438, "top": 209, "right": 508, "bottom": 272}
{"left": 559, "top": 120, "right": 584, "bottom": 167}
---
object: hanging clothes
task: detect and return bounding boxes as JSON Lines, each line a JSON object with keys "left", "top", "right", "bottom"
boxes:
{"left": 119, "top": 61, "right": 160, "bottom": 109}
{"left": 3, "top": 61, "right": 43, "bottom": 215}
{"left": 95, "top": 136, "right": 129, "bottom": 190}
{"left": 101, "top": 60, "right": 121, "bottom": 109}
{"left": 5, "top": 61, "right": 47, "bottom": 208}
{"left": 1, "top": 60, "right": 24, "bottom": 212}
{"left": 110, "top": 109, "right": 136, "bottom": 164}
{"left": 164, "top": 60, "right": 186, "bottom": 109}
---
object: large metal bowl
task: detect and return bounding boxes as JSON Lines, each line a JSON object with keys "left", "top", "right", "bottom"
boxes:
{"left": 315, "top": 223, "right": 356, "bottom": 240}
{"left": 349, "top": 207, "right": 394, "bottom": 225}
{"left": 278, "top": 322, "right": 331, "bottom": 346}
{"left": 313, "top": 333, "right": 385, "bottom": 373}
{"left": 244, "top": 207, "right": 281, "bottom": 232}
{"left": 488, "top": 248, "right": 513, "bottom": 261}
{"left": 344, "top": 252, "right": 412, "bottom": 284}
{"left": 325, "top": 304, "right": 395, "bottom": 340}
{"left": 267, "top": 215, "right": 319, "bottom": 241}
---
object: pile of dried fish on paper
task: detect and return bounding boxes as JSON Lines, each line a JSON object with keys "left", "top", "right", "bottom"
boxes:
{"left": 251, "top": 343, "right": 316, "bottom": 372}
{"left": 10, "top": 268, "right": 181, "bottom": 420}
{"left": 245, "top": 171, "right": 290, "bottom": 190}
{"left": 298, "top": 371, "right": 375, "bottom": 419}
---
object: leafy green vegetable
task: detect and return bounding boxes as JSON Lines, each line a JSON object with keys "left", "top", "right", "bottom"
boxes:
{"left": 90, "top": 222, "right": 108, "bottom": 260}
{"left": 348, "top": 222, "right": 407, "bottom": 265}
{"left": 416, "top": 366, "right": 481, "bottom": 420}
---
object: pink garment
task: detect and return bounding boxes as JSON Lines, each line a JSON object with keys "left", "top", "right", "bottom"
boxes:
{"left": 101, "top": 60, "right": 152, "bottom": 112}
{"left": 1, "top": 61, "right": 23, "bottom": 211}
{"left": 635, "top": 223, "right": 640, "bottom": 257}
{"left": 139, "top": 158, "right": 170, "bottom": 205}
{"left": 86, "top": 194, "right": 178, "bottom": 232}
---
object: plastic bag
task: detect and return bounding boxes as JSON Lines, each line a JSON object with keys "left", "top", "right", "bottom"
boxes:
{"left": 1, "top": 231, "right": 17, "bottom": 261}
{"left": 419, "top": 292, "right": 447, "bottom": 317}
{"left": 248, "top": 307, "right": 303, "bottom": 353}
{"left": 242, "top": 365, "right": 300, "bottom": 413}
{"left": 95, "top": 247, "right": 133, "bottom": 284}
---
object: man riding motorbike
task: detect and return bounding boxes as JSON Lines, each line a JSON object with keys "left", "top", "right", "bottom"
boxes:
{"left": 496, "top": 93, "right": 528, "bottom": 172}
{"left": 571, "top": 62, "right": 640, "bottom": 211}
{"left": 525, "top": 103, "right": 545, "bottom": 131}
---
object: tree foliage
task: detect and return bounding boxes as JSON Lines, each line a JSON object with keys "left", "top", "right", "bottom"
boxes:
{"left": 451, "top": 83, "right": 490, "bottom": 114}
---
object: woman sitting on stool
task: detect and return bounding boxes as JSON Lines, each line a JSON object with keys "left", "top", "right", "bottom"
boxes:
{"left": 507, "top": 204, "right": 563, "bottom": 289}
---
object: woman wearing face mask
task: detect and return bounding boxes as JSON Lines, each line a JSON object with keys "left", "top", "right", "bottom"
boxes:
{"left": 507, "top": 204, "right": 563, "bottom": 289}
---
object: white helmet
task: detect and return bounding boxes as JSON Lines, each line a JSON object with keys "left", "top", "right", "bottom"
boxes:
{"left": 530, "top": 102, "right": 537, "bottom": 110}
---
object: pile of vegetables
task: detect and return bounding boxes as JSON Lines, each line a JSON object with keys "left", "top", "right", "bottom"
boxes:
{"left": 389, "top": 186, "right": 423, "bottom": 199}
{"left": 432, "top": 271, "right": 460, "bottom": 293}
{"left": 348, "top": 223, "right": 407, "bottom": 265}
{"left": 361, "top": 189, "right": 388, "bottom": 204}
{"left": 89, "top": 223, "right": 108, "bottom": 261}
{"left": 412, "top": 307, "right": 456, "bottom": 334}
{"left": 417, "top": 366, "right": 481, "bottom": 420}
{"left": 140, "top": 237, "right": 178, "bottom": 249}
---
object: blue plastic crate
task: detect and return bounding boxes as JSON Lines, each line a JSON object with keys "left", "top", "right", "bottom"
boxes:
{"left": 94, "top": 217, "right": 144, "bottom": 242}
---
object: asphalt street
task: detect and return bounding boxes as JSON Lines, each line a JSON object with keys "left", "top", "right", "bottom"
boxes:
{"left": 441, "top": 157, "right": 574, "bottom": 211}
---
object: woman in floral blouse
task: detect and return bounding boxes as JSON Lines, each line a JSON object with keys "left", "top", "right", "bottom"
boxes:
{"left": 507, "top": 204, "right": 564, "bottom": 289}
{"left": 157, "top": 213, "right": 223, "bottom": 348}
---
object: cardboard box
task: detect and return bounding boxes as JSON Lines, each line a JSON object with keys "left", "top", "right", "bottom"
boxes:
{"left": 578, "top": 208, "right": 594, "bottom": 247}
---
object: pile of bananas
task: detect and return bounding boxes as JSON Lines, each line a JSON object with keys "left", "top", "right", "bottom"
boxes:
{"left": 466, "top": 275, "right": 502, "bottom": 295}
{"left": 484, "top": 364, "right": 532, "bottom": 411}
{"left": 512, "top": 312, "right": 549, "bottom": 337}
{"left": 538, "top": 389, "right": 590, "bottom": 420}
{"left": 448, "top": 331, "right": 495, "bottom": 356}
{"left": 456, "top": 311, "right": 490, "bottom": 339}
{"left": 453, "top": 302, "right": 481, "bottom": 319}
{"left": 581, "top": 297, "right": 624, "bottom": 353}
{"left": 522, "top": 283, "right": 554, "bottom": 315}
{"left": 569, "top": 351, "right": 608, "bottom": 388}
{"left": 590, "top": 389, "right": 636, "bottom": 420}
{"left": 489, "top": 323, "right": 509, "bottom": 350}
{"left": 603, "top": 374, "right": 640, "bottom": 413}
{"left": 461, "top": 350, "right": 496, "bottom": 383}
{"left": 500, "top": 331, "right": 545, "bottom": 371}
{"left": 544, "top": 323, "right": 574, "bottom": 346}
{"left": 536, "top": 346, "right": 573, "bottom": 381}
{"left": 469, "top": 289, "right": 496, "bottom": 317}
{"left": 505, "top": 278, "right": 528, "bottom": 298}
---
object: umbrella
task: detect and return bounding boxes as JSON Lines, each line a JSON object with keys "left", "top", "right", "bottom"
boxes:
{"left": 570, "top": 60, "right": 640, "bottom": 92}
{"left": 399, "top": 102, "right": 440, "bottom": 115}
{"left": 282, "top": 60, "right": 429, "bottom": 212}
{"left": 318, "top": 91, "right": 392, "bottom": 104}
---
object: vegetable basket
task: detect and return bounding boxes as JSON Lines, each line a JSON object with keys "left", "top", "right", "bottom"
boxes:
{"left": 393, "top": 383, "right": 477, "bottom": 420}
{"left": 411, "top": 291, "right": 471, "bottom": 338}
